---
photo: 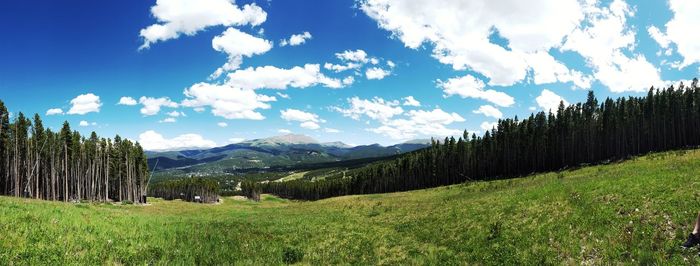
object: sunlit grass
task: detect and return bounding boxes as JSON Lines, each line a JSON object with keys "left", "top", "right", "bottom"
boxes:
{"left": 2, "top": 149, "right": 700, "bottom": 264}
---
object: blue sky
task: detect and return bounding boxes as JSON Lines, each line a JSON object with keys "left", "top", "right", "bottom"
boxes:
{"left": 1, "top": 0, "right": 699, "bottom": 150}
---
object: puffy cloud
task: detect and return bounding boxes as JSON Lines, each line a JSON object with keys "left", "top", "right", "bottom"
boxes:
{"left": 138, "top": 130, "right": 217, "bottom": 151}
{"left": 480, "top": 121, "right": 498, "bottom": 131}
{"left": 280, "top": 109, "right": 324, "bottom": 130}
{"left": 525, "top": 51, "right": 592, "bottom": 89}
{"left": 68, "top": 93, "right": 102, "bottom": 115}
{"left": 217, "top": 122, "right": 228, "bottom": 127}
{"left": 280, "top": 31, "right": 312, "bottom": 46}
{"left": 535, "top": 89, "right": 568, "bottom": 113}
{"left": 360, "top": 0, "right": 584, "bottom": 86}
{"left": 365, "top": 67, "right": 391, "bottom": 80}
{"left": 138, "top": 0, "right": 267, "bottom": 49}
{"left": 656, "top": 1, "right": 700, "bottom": 68}
{"left": 369, "top": 108, "right": 465, "bottom": 140}
{"left": 333, "top": 97, "right": 403, "bottom": 122}
{"left": 210, "top": 27, "right": 273, "bottom": 79}
{"left": 79, "top": 120, "right": 96, "bottom": 127}
{"left": 167, "top": 111, "right": 185, "bottom": 117}
{"left": 159, "top": 117, "right": 177, "bottom": 123}
{"left": 324, "top": 62, "right": 362, "bottom": 73}
{"left": 225, "top": 64, "right": 344, "bottom": 90}
{"left": 117, "top": 97, "right": 137, "bottom": 106}
{"left": 139, "top": 96, "right": 178, "bottom": 116}
{"left": 276, "top": 92, "right": 290, "bottom": 99}
{"left": 181, "top": 82, "right": 276, "bottom": 120}
{"left": 336, "top": 49, "right": 369, "bottom": 63}
{"left": 647, "top": 26, "right": 670, "bottom": 50}
{"left": 473, "top": 105, "right": 503, "bottom": 119}
{"left": 561, "top": 0, "right": 663, "bottom": 92}
{"left": 46, "top": 108, "right": 64, "bottom": 116}
{"left": 402, "top": 96, "right": 420, "bottom": 107}
{"left": 438, "top": 75, "right": 515, "bottom": 107}
{"left": 324, "top": 128, "right": 341, "bottom": 133}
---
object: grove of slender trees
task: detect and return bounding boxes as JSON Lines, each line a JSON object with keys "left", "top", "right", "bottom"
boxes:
{"left": 251, "top": 80, "right": 700, "bottom": 200}
{"left": 149, "top": 177, "right": 219, "bottom": 203}
{"left": 0, "top": 100, "right": 150, "bottom": 203}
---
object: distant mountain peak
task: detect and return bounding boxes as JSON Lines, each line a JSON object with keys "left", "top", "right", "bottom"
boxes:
{"left": 321, "top": 141, "right": 353, "bottom": 148}
{"left": 244, "top": 134, "right": 319, "bottom": 146}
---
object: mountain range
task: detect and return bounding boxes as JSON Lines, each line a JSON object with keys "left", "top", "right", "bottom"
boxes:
{"left": 146, "top": 134, "right": 429, "bottom": 174}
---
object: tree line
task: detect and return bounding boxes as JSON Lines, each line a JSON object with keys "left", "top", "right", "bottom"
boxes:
{"left": 248, "top": 80, "right": 700, "bottom": 200}
{"left": 0, "top": 99, "right": 150, "bottom": 203}
{"left": 149, "top": 177, "right": 219, "bottom": 203}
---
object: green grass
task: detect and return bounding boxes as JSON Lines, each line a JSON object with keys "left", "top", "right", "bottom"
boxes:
{"left": 3, "top": 149, "right": 700, "bottom": 264}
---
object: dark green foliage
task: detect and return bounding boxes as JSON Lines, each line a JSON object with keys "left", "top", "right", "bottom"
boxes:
{"left": 259, "top": 80, "right": 700, "bottom": 200}
{"left": 0, "top": 100, "right": 150, "bottom": 203}
{"left": 282, "top": 246, "right": 304, "bottom": 264}
{"left": 149, "top": 177, "right": 219, "bottom": 203}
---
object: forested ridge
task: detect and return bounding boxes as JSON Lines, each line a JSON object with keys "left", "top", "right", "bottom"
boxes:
{"left": 149, "top": 177, "right": 219, "bottom": 203}
{"left": 251, "top": 79, "right": 700, "bottom": 200}
{"left": 0, "top": 100, "right": 149, "bottom": 203}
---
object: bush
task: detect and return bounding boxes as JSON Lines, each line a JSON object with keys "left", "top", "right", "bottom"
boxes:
{"left": 282, "top": 246, "right": 304, "bottom": 264}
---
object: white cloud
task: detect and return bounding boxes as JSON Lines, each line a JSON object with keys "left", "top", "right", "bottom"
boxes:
{"left": 276, "top": 92, "right": 290, "bottom": 99}
{"left": 79, "top": 120, "right": 89, "bottom": 127}
{"left": 138, "top": 130, "right": 217, "bottom": 151}
{"left": 369, "top": 108, "right": 465, "bottom": 140}
{"left": 561, "top": 0, "right": 663, "bottom": 92}
{"left": 473, "top": 105, "right": 503, "bottom": 119}
{"left": 324, "top": 128, "right": 341, "bottom": 133}
{"left": 280, "top": 109, "right": 324, "bottom": 130}
{"left": 536, "top": 89, "right": 568, "bottom": 113}
{"left": 336, "top": 49, "right": 369, "bottom": 63}
{"left": 360, "top": 0, "right": 584, "bottom": 86}
{"left": 46, "top": 108, "right": 64, "bottom": 116}
{"left": 342, "top": 76, "right": 355, "bottom": 86}
{"left": 182, "top": 82, "right": 276, "bottom": 120}
{"left": 334, "top": 97, "right": 403, "bottom": 122}
{"left": 218, "top": 122, "right": 228, "bottom": 127}
{"left": 210, "top": 27, "right": 273, "bottom": 79}
{"left": 365, "top": 67, "right": 390, "bottom": 80}
{"left": 402, "top": 96, "right": 420, "bottom": 107}
{"left": 437, "top": 75, "right": 515, "bottom": 107}
{"left": 657, "top": 1, "right": 700, "bottom": 68}
{"left": 525, "top": 51, "right": 592, "bottom": 89}
{"left": 68, "top": 93, "right": 102, "bottom": 115}
{"left": 480, "top": 121, "right": 498, "bottom": 131}
{"left": 117, "top": 97, "right": 138, "bottom": 106}
{"left": 280, "top": 31, "right": 312, "bottom": 46}
{"left": 138, "top": 0, "right": 267, "bottom": 49}
{"left": 278, "top": 129, "right": 292, "bottom": 134}
{"left": 167, "top": 111, "right": 185, "bottom": 117}
{"left": 159, "top": 117, "right": 177, "bottom": 123}
{"left": 647, "top": 26, "right": 670, "bottom": 50}
{"left": 139, "top": 96, "right": 178, "bottom": 116}
{"left": 323, "top": 62, "right": 362, "bottom": 73}
{"left": 225, "top": 64, "right": 344, "bottom": 90}
{"left": 300, "top": 121, "right": 320, "bottom": 130}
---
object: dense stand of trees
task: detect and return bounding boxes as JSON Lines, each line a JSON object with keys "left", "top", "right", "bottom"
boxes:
{"left": 250, "top": 81, "right": 700, "bottom": 200}
{"left": 149, "top": 177, "right": 219, "bottom": 203}
{"left": 0, "top": 100, "right": 149, "bottom": 203}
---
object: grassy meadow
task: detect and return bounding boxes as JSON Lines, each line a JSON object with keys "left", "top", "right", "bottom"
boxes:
{"left": 3, "top": 149, "right": 700, "bottom": 264}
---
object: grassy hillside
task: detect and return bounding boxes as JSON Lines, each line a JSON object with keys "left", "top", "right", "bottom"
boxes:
{"left": 3, "top": 149, "right": 700, "bottom": 264}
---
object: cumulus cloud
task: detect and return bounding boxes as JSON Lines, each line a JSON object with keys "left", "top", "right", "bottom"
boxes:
{"left": 139, "top": 96, "right": 178, "bottom": 116}
{"left": 365, "top": 67, "right": 390, "bottom": 80}
{"left": 336, "top": 49, "right": 369, "bottom": 63}
{"left": 138, "top": 130, "right": 217, "bottom": 151}
{"left": 561, "top": 0, "right": 663, "bottom": 92}
{"left": 217, "top": 122, "right": 228, "bottom": 127}
{"left": 333, "top": 97, "right": 403, "bottom": 122}
{"left": 480, "top": 121, "right": 498, "bottom": 131}
{"left": 138, "top": 0, "right": 267, "bottom": 49}
{"left": 369, "top": 108, "right": 465, "bottom": 140}
{"left": 280, "top": 31, "right": 312, "bottom": 46}
{"left": 46, "top": 108, "right": 64, "bottom": 116}
{"left": 118, "top": 97, "right": 138, "bottom": 106}
{"left": 473, "top": 105, "right": 503, "bottom": 119}
{"left": 159, "top": 117, "right": 177, "bottom": 123}
{"left": 182, "top": 82, "right": 276, "bottom": 120}
{"left": 402, "top": 96, "right": 420, "bottom": 107}
{"left": 536, "top": 89, "right": 568, "bottom": 113}
{"left": 437, "top": 75, "right": 515, "bottom": 107}
{"left": 68, "top": 93, "right": 102, "bottom": 115}
{"left": 225, "top": 64, "right": 344, "bottom": 90}
{"left": 167, "top": 111, "right": 185, "bottom": 117}
{"left": 280, "top": 109, "right": 324, "bottom": 130}
{"left": 655, "top": 1, "right": 700, "bottom": 68}
{"left": 360, "top": 0, "right": 584, "bottom": 87}
{"left": 210, "top": 27, "right": 273, "bottom": 79}
{"left": 79, "top": 120, "right": 97, "bottom": 127}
